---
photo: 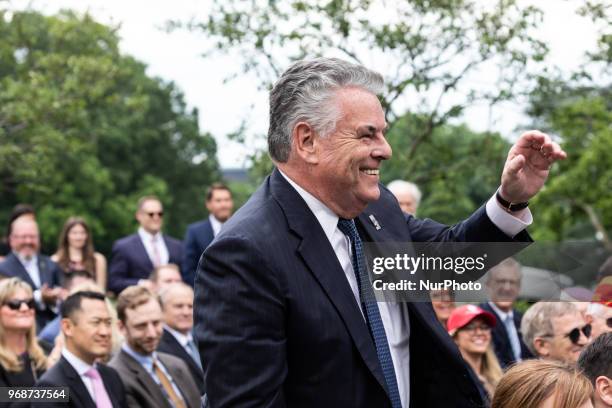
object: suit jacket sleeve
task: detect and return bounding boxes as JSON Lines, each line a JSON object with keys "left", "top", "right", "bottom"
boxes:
{"left": 108, "top": 241, "right": 138, "bottom": 294}
{"left": 406, "top": 204, "right": 531, "bottom": 243}
{"left": 195, "top": 234, "right": 287, "bottom": 408}
{"left": 182, "top": 227, "right": 199, "bottom": 285}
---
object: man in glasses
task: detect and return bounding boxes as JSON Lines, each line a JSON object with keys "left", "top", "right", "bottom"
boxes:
{"left": 521, "top": 301, "right": 591, "bottom": 365}
{"left": 586, "top": 302, "right": 612, "bottom": 340}
{"left": 108, "top": 196, "right": 183, "bottom": 295}
{"left": 480, "top": 258, "right": 533, "bottom": 368}
{"left": 0, "top": 217, "right": 63, "bottom": 330}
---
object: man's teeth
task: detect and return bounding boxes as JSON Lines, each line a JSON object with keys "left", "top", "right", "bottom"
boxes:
{"left": 363, "top": 169, "right": 379, "bottom": 175}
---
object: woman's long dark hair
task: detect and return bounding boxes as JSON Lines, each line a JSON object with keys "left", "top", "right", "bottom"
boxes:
{"left": 55, "top": 217, "right": 96, "bottom": 277}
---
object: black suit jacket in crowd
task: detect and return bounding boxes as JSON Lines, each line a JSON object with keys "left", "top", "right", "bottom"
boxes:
{"left": 479, "top": 302, "right": 533, "bottom": 368}
{"left": 195, "top": 168, "right": 532, "bottom": 408}
{"left": 157, "top": 328, "right": 205, "bottom": 395}
{"left": 35, "top": 356, "right": 126, "bottom": 408}
{"left": 107, "top": 233, "right": 183, "bottom": 294}
{"left": 0, "top": 253, "right": 63, "bottom": 330}
{"left": 182, "top": 219, "right": 215, "bottom": 286}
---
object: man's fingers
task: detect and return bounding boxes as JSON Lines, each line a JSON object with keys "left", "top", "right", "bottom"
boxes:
{"left": 506, "top": 154, "right": 525, "bottom": 175}
{"left": 516, "top": 130, "right": 548, "bottom": 148}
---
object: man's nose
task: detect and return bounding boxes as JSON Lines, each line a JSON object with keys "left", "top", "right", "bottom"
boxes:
{"left": 373, "top": 134, "right": 392, "bottom": 160}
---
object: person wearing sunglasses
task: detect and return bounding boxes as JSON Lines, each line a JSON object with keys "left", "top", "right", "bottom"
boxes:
{"left": 586, "top": 302, "right": 612, "bottom": 341}
{"left": 521, "top": 301, "right": 591, "bottom": 365}
{"left": 0, "top": 278, "right": 49, "bottom": 390}
{"left": 447, "top": 304, "right": 504, "bottom": 401}
{"left": 108, "top": 195, "right": 183, "bottom": 295}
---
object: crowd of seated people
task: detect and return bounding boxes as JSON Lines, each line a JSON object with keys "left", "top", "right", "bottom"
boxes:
{"left": 1, "top": 187, "right": 611, "bottom": 407}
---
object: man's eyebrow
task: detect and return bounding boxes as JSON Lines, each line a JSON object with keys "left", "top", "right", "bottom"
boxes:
{"left": 358, "top": 124, "right": 388, "bottom": 133}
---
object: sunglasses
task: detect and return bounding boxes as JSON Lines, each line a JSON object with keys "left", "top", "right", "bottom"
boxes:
{"left": 146, "top": 212, "right": 164, "bottom": 218}
{"left": 563, "top": 324, "right": 591, "bottom": 344}
{"left": 607, "top": 317, "right": 612, "bottom": 329}
{"left": 3, "top": 299, "right": 35, "bottom": 311}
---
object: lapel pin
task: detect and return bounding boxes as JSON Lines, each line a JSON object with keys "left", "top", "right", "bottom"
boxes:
{"left": 368, "top": 214, "right": 381, "bottom": 230}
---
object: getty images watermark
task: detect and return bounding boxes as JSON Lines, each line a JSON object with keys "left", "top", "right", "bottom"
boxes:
{"left": 370, "top": 253, "right": 488, "bottom": 291}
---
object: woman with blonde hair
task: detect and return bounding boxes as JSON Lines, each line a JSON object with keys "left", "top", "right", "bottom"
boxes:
{"left": 447, "top": 304, "right": 503, "bottom": 399}
{"left": 0, "top": 278, "right": 48, "bottom": 387}
{"left": 51, "top": 216, "right": 107, "bottom": 289}
{"left": 492, "top": 359, "right": 593, "bottom": 408}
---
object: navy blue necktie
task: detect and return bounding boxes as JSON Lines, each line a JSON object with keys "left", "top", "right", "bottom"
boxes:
{"left": 337, "top": 218, "right": 402, "bottom": 408}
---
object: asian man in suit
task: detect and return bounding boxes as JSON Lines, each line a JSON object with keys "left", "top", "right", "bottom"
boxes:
{"left": 108, "top": 196, "right": 183, "bottom": 295}
{"left": 36, "top": 291, "right": 126, "bottom": 408}
{"left": 194, "top": 58, "right": 567, "bottom": 407}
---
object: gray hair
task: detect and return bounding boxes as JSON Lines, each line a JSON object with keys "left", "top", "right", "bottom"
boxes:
{"left": 386, "top": 180, "right": 422, "bottom": 205}
{"left": 521, "top": 302, "right": 579, "bottom": 356}
{"left": 158, "top": 282, "right": 193, "bottom": 308}
{"left": 268, "top": 57, "right": 384, "bottom": 163}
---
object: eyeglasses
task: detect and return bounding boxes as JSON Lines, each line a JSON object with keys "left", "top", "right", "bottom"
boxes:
{"left": 3, "top": 299, "right": 35, "bottom": 311}
{"left": 563, "top": 324, "right": 591, "bottom": 344}
{"left": 607, "top": 317, "right": 612, "bottom": 329}
{"left": 462, "top": 323, "right": 491, "bottom": 333}
{"left": 146, "top": 212, "right": 164, "bottom": 218}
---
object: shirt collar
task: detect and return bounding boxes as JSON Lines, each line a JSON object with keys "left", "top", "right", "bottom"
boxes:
{"left": 138, "top": 227, "right": 162, "bottom": 242}
{"left": 488, "top": 301, "right": 514, "bottom": 321}
{"left": 62, "top": 348, "right": 94, "bottom": 376}
{"left": 278, "top": 170, "right": 340, "bottom": 244}
{"left": 14, "top": 252, "right": 37, "bottom": 266}
{"left": 208, "top": 214, "right": 223, "bottom": 235}
{"left": 122, "top": 343, "right": 157, "bottom": 371}
{"left": 164, "top": 325, "right": 192, "bottom": 347}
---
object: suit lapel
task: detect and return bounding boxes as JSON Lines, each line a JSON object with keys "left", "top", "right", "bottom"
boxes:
{"left": 98, "top": 367, "right": 121, "bottom": 408}
{"left": 270, "top": 169, "right": 389, "bottom": 396}
{"left": 120, "top": 351, "right": 172, "bottom": 408}
{"left": 164, "top": 330, "right": 201, "bottom": 379}
{"left": 133, "top": 235, "right": 154, "bottom": 272}
{"left": 7, "top": 254, "right": 36, "bottom": 288}
{"left": 59, "top": 357, "right": 96, "bottom": 408}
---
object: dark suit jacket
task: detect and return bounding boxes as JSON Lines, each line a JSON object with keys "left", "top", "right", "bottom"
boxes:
{"left": 158, "top": 328, "right": 205, "bottom": 395}
{"left": 35, "top": 356, "right": 126, "bottom": 408}
{"left": 109, "top": 349, "right": 201, "bottom": 408}
{"left": 182, "top": 219, "right": 215, "bottom": 286}
{"left": 108, "top": 233, "right": 183, "bottom": 294}
{"left": 195, "top": 169, "right": 531, "bottom": 408}
{"left": 479, "top": 302, "right": 533, "bottom": 368}
{"left": 0, "top": 253, "right": 62, "bottom": 330}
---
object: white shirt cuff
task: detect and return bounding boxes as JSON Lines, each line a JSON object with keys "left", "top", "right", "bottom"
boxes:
{"left": 485, "top": 194, "right": 533, "bottom": 238}
{"left": 33, "top": 289, "right": 46, "bottom": 310}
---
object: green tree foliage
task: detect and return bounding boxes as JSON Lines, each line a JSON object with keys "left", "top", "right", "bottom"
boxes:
{"left": 172, "top": 0, "right": 548, "bottom": 208}
{"left": 0, "top": 10, "right": 220, "bottom": 253}
{"left": 526, "top": 1, "right": 611, "bottom": 247}
{"left": 381, "top": 113, "right": 510, "bottom": 224}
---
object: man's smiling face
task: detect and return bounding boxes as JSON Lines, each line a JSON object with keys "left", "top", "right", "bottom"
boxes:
{"left": 313, "top": 87, "right": 391, "bottom": 218}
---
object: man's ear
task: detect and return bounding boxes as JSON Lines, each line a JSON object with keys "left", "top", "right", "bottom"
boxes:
{"left": 595, "top": 376, "right": 612, "bottom": 406}
{"left": 292, "top": 122, "right": 318, "bottom": 164}
{"left": 533, "top": 337, "right": 550, "bottom": 358}
{"left": 117, "top": 320, "right": 127, "bottom": 338}
{"left": 61, "top": 318, "right": 74, "bottom": 338}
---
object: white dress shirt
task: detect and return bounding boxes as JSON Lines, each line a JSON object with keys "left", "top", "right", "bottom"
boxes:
{"left": 279, "top": 170, "right": 531, "bottom": 407}
{"left": 488, "top": 301, "right": 522, "bottom": 361}
{"left": 15, "top": 253, "right": 44, "bottom": 307}
{"left": 138, "top": 228, "right": 169, "bottom": 266}
{"left": 209, "top": 214, "right": 223, "bottom": 237}
{"left": 62, "top": 348, "right": 96, "bottom": 402}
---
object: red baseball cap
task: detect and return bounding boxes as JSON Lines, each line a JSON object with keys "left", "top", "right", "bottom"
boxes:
{"left": 447, "top": 304, "right": 496, "bottom": 335}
